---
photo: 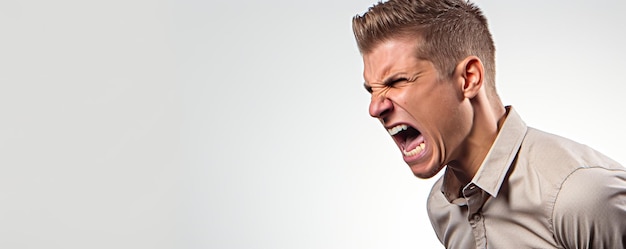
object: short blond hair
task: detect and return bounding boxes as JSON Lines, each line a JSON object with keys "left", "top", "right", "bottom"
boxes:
{"left": 353, "top": 0, "right": 496, "bottom": 91}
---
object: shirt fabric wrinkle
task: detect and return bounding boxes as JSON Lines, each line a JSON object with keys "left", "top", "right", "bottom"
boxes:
{"left": 427, "top": 106, "right": 626, "bottom": 249}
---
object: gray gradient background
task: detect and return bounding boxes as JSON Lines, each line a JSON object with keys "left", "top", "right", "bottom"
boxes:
{"left": 1, "top": 0, "right": 625, "bottom": 248}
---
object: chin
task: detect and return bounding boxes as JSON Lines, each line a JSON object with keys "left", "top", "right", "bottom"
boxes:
{"left": 409, "top": 163, "right": 444, "bottom": 179}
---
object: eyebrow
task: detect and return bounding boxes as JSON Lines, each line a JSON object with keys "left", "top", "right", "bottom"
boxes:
{"left": 363, "top": 73, "right": 405, "bottom": 93}
{"left": 363, "top": 82, "right": 372, "bottom": 93}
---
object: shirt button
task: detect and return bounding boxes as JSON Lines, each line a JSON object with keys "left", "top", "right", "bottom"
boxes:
{"left": 473, "top": 214, "right": 482, "bottom": 222}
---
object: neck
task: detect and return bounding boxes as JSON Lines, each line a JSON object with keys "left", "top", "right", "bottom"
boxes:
{"left": 448, "top": 95, "right": 506, "bottom": 186}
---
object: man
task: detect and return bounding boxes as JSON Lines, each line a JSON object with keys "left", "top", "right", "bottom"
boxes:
{"left": 352, "top": 0, "right": 626, "bottom": 248}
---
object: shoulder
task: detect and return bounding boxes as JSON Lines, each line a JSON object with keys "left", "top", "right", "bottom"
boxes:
{"left": 554, "top": 167, "right": 626, "bottom": 215}
{"left": 518, "top": 128, "right": 622, "bottom": 180}
{"left": 523, "top": 128, "right": 611, "bottom": 165}
{"left": 552, "top": 167, "right": 626, "bottom": 248}
{"left": 516, "top": 128, "right": 626, "bottom": 247}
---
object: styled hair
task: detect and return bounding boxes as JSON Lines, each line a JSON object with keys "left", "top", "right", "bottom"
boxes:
{"left": 352, "top": 0, "right": 496, "bottom": 91}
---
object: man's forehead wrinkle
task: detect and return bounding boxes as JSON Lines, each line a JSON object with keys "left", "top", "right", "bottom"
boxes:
{"left": 363, "top": 45, "right": 396, "bottom": 84}
{"left": 363, "top": 55, "right": 392, "bottom": 83}
{"left": 366, "top": 66, "right": 393, "bottom": 86}
{"left": 363, "top": 39, "right": 423, "bottom": 85}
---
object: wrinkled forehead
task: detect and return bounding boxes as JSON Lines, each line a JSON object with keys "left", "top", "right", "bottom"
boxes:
{"left": 362, "top": 38, "right": 422, "bottom": 84}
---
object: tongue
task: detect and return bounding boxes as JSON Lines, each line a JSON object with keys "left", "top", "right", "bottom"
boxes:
{"left": 404, "top": 134, "right": 424, "bottom": 152}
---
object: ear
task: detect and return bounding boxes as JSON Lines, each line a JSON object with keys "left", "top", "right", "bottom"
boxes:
{"left": 456, "top": 56, "right": 484, "bottom": 99}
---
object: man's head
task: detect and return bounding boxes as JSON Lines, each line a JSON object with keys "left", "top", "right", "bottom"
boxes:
{"left": 353, "top": 0, "right": 496, "bottom": 93}
{"left": 353, "top": 0, "right": 503, "bottom": 179}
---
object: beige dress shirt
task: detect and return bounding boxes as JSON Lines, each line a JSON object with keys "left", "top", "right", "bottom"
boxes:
{"left": 427, "top": 106, "right": 626, "bottom": 249}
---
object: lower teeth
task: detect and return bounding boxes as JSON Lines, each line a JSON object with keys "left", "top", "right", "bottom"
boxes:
{"left": 403, "top": 143, "right": 425, "bottom": 156}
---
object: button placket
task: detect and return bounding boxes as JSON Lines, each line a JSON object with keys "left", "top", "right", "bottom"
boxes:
{"left": 463, "top": 184, "right": 488, "bottom": 248}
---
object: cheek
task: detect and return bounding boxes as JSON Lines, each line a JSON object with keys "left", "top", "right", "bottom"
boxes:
{"left": 392, "top": 82, "right": 462, "bottom": 122}
{"left": 406, "top": 86, "right": 466, "bottom": 135}
{"left": 394, "top": 87, "right": 429, "bottom": 112}
{"left": 438, "top": 99, "right": 473, "bottom": 148}
{"left": 401, "top": 88, "right": 449, "bottom": 117}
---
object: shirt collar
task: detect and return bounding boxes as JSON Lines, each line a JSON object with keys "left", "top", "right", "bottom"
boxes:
{"left": 441, "top": 106, "right": 528, "bottom": 202}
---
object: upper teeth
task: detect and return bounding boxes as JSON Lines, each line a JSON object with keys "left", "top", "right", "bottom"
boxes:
{"left": 388, "top": 124, "right": 408, "bottom": 136}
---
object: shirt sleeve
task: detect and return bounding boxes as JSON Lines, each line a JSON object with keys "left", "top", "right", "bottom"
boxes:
{"left": 552, "top": 167, "right": 626, "bottom": 249}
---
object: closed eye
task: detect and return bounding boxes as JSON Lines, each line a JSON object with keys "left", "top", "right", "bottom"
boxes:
{"left": 385, "top": 78, "right": 407, "bottom": 87}
{"left": 363, "top": 77, "right": 407, "bottom": 94}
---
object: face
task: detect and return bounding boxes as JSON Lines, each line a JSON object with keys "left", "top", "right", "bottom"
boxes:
{"left": 362, "top": 38, "right": 474, "bottom": 179}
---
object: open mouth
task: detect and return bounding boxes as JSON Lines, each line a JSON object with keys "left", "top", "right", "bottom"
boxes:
{"left": 387, "top": 124, "right": 425, "bottom": 157}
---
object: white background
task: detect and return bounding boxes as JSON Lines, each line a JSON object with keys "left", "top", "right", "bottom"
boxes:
{"left": 1, "top": 0, "right": 625, "bottom": 248}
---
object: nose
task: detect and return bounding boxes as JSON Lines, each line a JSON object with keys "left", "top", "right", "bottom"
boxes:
{"left": 369, "top": 95, "right": 393, "bottom": 119}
